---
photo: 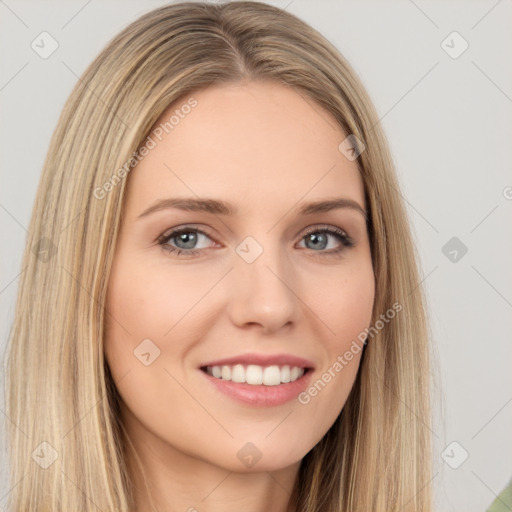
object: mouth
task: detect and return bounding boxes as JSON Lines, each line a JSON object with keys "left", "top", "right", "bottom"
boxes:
{"left": 200, "top": 364, "right": 312, "bottom": 386}
{"left": 198, "top": 354, "right": 314, "bottom": 407}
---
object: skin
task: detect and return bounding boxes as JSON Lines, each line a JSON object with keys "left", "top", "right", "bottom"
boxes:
{"left": 104, "top": 79, "right": 375, "bottom": 512}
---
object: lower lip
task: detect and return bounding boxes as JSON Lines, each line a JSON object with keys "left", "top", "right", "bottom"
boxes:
{"left": 199, "top": 369, "right": 313, "bottom": 407}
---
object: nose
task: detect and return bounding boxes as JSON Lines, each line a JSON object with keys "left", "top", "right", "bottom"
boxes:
{"left": 226, "top": 242, "right": 301, "bottom": 334}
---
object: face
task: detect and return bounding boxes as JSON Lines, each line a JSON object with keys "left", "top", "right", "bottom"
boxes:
{"left": 104, "top": 80, "right": 375, "bottom": 474}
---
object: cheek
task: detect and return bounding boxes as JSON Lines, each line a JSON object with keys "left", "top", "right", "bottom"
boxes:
{"left": 103, "top": 255, "right": 177, "bottom": 384}
{"left": 310, "top": 257, "right": 375, "bottom": 351}
{"left": 303, "top": 262, "right": 374, "bottom": 403}
{"left": 329, "top": 276, "right": 374, "bottom": 345}
{"left": 103, "top": 256, "right": 206, "bottom": 443}
{"left": 103, "top": 253, "right": 217, "bottom": 410}
{"left": 104, "top": 255, "right": 207, "bottom": 348}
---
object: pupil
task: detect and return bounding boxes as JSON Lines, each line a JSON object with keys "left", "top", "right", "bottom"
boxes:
{"left": 307, "top": 233, "right": 327, "bottom": 250}
{"left": 177, "top": 232, "right": 197, "bottom": 249}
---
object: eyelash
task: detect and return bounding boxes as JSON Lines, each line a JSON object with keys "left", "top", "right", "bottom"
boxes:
{"left": 157, "top": 225, "right": 355, "bottom": 259}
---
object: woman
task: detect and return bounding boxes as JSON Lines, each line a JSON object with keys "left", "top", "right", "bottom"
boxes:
{"left": 3, "top": 2, "right": 433, "bottom": 510}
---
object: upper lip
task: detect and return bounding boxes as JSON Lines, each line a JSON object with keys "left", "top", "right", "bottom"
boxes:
{"left": 200, "top": 353, "right": 315, "bottom": 370}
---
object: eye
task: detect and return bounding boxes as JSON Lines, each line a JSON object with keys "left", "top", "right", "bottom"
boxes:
{"left": 157, "top": 226, "right": 216, "bottom": 257}
{"left": 157, "top": 225, "right": 355, "bottom": 258}
{"left": 297, "top": 226, "right": 354, "bottom": 257}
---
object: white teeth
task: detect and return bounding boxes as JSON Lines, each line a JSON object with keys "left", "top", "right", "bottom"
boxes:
{"left": 262, "top": 365, "right": 281, "bottom": 386}
{"left": 231, "top": 364, "right": 245, "bottom": 383}
{"left": 246, "top": 365, "right": 263, "bottom": 385}
{"left": 280, "top": 365, "right": 291, "bottom": 383}
{"left": 221, "top": 365, "right": 231, "bottom": 380}
{"left": 290, "top": 366, "right": 301, "bottom": 381}
{"left": 205, "top": 364, "right": 306, "bottom": 385}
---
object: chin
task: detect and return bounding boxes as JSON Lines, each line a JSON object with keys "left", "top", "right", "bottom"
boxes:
{"left": 207, "top": 436, "right": 312, "bottom": 474}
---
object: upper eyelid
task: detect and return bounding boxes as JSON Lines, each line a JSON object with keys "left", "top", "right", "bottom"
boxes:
{"left": 158, "top": 225, "right": 215, "bottom": 243}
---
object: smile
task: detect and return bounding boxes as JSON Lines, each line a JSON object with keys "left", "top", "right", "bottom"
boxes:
{"left": 202, "top": 364, "right": 307, "bottom": 386}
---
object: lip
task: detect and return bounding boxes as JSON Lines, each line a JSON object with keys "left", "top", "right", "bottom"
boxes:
{"left": 199, "top": 352, "right": 315, "bottom": 370}
{"left": 198, "top": 352, "right": 315, "bottom": 408}
{"left": 199, "top": 367, "right": 314, "bottom": 407}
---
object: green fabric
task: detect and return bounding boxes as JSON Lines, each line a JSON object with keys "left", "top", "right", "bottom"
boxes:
{"left": 487, "top": 478, "right": 512, "bottom": 512}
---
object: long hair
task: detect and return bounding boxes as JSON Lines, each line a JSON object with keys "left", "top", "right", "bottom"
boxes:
{"left": 3, "top": 2, "right": 433, "bottom": 510}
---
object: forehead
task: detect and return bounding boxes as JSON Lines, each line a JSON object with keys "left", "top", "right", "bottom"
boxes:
{"left": 124, "top": 80, "right": 365, "bottom": 217}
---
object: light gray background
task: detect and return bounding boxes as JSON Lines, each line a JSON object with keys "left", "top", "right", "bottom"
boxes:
{"left": 1, "top": 1, "right": 511, "bottom": 511}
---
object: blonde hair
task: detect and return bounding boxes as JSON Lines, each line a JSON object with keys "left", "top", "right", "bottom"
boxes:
{"left": 3, "top": 2, "right": 433, "bottom": 510}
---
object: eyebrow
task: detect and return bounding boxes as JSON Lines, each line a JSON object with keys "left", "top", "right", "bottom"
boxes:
{"left": 137, "top": 197, "right": 367, "bottom": 221}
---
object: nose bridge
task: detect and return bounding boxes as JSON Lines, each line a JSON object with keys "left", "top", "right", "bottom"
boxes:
{"left": 228, "top": 233, "right": 300, "bottom": 331}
